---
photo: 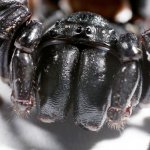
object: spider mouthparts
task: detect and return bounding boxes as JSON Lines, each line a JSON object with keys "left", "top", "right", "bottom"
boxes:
{"left": 11, "top": 95, "right": 34, "bottom": 116}
{"left": 37, "top": 115, "right": 55, "bottom": 123}
{"left": 107, "top": 106, "right": 132, "bottom": 129}
{"left": 37, "top": 111, "right": 64, "bottom": 123}
{"left": 77, "top": 121, "right": 102, "bottom": 132}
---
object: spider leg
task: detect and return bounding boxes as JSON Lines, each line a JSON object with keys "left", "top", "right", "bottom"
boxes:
{"left": 0, "top": 1, "right": 31, "bottom": 39}
{"left": 131, "top": 70, "right": 143, "bottom": 107}
{"left": 74, "top": 48, "right": 120, "bottom": 131}
{"left": 0, "top": 39, "right": 12, "bottom": 79}
{"left": 107, "top": 61, "right": 141, "bottom": 129}
{"left": 10, "top": 20, "right": 42, "bottom": 116}
{"left": 11, "top": 49, "right": 35, "bottom": 116}
{"left": 36, "top": 44, "right": 79, "bottom": 123}
{"left": 107, "top": 33, "right": 142, "bottom": 129}
{"left": 0, "top": 0, "right": 31, "bottom": 78}
{"left": 140, "top": 29, "right": 150, "bottom": 106}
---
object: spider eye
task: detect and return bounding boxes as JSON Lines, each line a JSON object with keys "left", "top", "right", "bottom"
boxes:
{"left": 55, "top": 21, "right": 60, "bottom": 26}
{"left": 50, "top": 29, "right": 57, "bottom": 37}
{"left": 86, "top": 27, "right": 92, "bottom": 34}
{"left": 76, "top": 26, "right": 82, "bottom": 33}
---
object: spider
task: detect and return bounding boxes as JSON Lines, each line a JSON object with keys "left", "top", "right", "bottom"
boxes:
{"left": 0, "top": 0, "right": 150, "bottom": 131}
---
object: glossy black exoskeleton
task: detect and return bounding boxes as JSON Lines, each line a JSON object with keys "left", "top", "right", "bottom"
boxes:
{"left": 1, "top": 0, "right": 150, "bottom": 131}
{"left": 36, "top": 12, "right": 146, "bottom": 130}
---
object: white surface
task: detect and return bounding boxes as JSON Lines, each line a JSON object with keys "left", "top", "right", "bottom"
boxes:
{"left": 0, "top": 79, "right": 150, "bottom": 150}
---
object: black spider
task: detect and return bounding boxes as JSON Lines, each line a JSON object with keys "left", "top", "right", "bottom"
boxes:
{"left": 0, "top": 0, "right": 150, "bottom": 131}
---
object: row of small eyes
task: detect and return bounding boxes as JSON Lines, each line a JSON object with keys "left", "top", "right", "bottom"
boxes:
{"left": 55, "top": 21, "right": 93, "bottom": 35}
{"left": 76, "top": 26, "right": 93, "bottom": 35}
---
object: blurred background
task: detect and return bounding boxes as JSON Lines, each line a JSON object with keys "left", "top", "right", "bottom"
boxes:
{"left": 0, "top": 0, "right": 150, "bottom": 150}
{"left": 28, "top": 0, "right": 150, "bottom": 32}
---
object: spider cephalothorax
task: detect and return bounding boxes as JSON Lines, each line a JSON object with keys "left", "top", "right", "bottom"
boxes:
{"left": 36, "top": 12, "right": 145, "bottom": 131}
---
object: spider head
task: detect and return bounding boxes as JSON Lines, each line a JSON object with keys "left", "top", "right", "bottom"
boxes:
{"left": 46, "top": 12, "right": 117, "bottom": 46}
{"left": 11, "top": 93, "right": 34, "bottom": 117}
